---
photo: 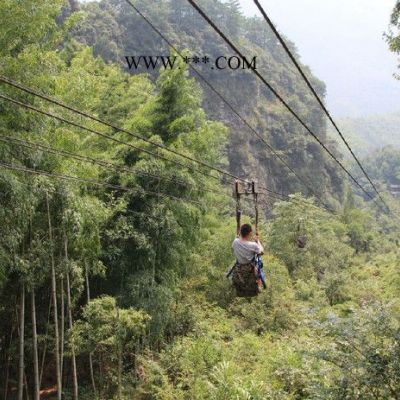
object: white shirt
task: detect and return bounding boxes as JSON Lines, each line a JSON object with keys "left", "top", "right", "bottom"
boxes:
{"left": 232, "top": 237, "right": 264, "bottom": 264}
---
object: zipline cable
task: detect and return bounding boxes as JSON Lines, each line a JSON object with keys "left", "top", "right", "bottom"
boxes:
{"left": 252, "top": 0, "right": 387, "bottom": 209}
{"left": 0, "top": 134, "right": 217, "bottom": 195}
{"left": 0, "top": 92, "right": 226, "bottom": 182}
{"left": 0, "top": 91, "right": 330, "bottom": 212}
{"left": 0, "top": 133, "right": 314, "bottom": 210}
{"left": 185, "top": 0, "right": 389, "bottom": 213}
{"left": 0, "top": 132, "right": 337, "bottom": 219}
{"left": 0, "top": 161, "right": 201, "bottom": 205}
{"left": 0, "top": 137, "right": 341, "bottom": 220}
{"left": 0, "top": 76, "right": 238, "bottom": 183}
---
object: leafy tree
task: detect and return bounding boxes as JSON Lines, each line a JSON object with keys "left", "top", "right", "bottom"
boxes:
{"left": 72, "top": 296, "right": 149, "bottom": 397}
{"left": 315, "top": 303, "right": 400, "bottom": 399}
{"left": 386, "top": 1, "right": 400, "bottom": 78}
{"left": 268, "top": 195, "right": 352, "bottom": 279}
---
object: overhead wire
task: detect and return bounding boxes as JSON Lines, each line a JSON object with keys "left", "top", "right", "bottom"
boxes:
{"left": 185, "top": 0, "right": 389, "bottom": 213}
{"left": 0, "top": 90, "right": 330, "bottom": 212}
{"left": 251, "top": 0, "right": 389, "bottom": 210}
{"left": 0, "top": 76, "right": 238, "bottom": 183}
{"left": 0, "top": 133, "right": 217, "bottom": 195}
{"left": 0, "top": 135, "right": 341, "bottom": 221}
{"left": 0, "top": 129, "right": 337, "bottom": 220}
{"left": 0, "top": 132, "right": 301, "bottom": 208}
{"left": 0, "top": 161, "right": 201, "bottom": 205}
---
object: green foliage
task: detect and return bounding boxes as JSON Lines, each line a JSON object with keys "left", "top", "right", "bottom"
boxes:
{"left": 386, "top": 1, "right": 400, "bottom": 78}
{"left": 356, "top": 146, "right": 400, "bottom": 185}
{"left": 1, "top": 1, "right": 400, "bottom": 399}
{"left": 0, "top": 0, "right": 64, "bottom": 56}
{"left": 72, "top": 296, "right": 149, "bottom": 354}
{"left": 72, "top": 296, "right": 149, "bottom": 397}
{"left": 151, "top": 55, "right": 203, "bottom": 143}
{"left": 268, "top": 195, "right": 353, "bottom": 281}
{"left": 315, "top": 303, "right": 400, "bottom": 399}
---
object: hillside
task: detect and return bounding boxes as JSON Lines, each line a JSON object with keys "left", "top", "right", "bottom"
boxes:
{"left": 70, "top": 0, "right": 345, "bottom": 208}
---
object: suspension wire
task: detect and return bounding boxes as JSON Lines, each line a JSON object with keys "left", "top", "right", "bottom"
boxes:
{"left": 0, "top": 131, "right": 342, "bottom": 221}
{"left": 0, "top": 131, "right": 338, "bottom": 221}
{"left": 0, "top": 88, "right": 347, "bottom": 218}
{"left": 0, "top": 133, "right": 306, "bottom": 209}
{"left": 185, "top": 0, "right": 389, "bottom": 214}
{"left": 122, "top": 0, "right": 328, "bottom": 207}
{"left": 252, "top": 0, "right": 388, "bottom": 209}
{"left": 0, "top": 76, "right": 239, "bottom": 182}
{"left": 0, "top": 161, "right": 202, "bottom": 205}
{"left": 0, "top": 91, "right": 333, "bottom": 214}
{"left": 0, "top": 92, "right": 225, "bottom": 183}
{"left": 0, "top": 134, "right": 217, "bottom": 195}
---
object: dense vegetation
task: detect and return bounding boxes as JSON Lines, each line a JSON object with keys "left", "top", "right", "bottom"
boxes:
{"left": 0, "top": 1, "right": 400, "bottom": 400}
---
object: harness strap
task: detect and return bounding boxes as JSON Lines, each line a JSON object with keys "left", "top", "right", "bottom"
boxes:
{"left": 254, "top": 192, "right": 259, "bottom": 236}
{"left": 235, "top": 180, "right": 241, "bottom": 237}
{"left": 252, "top": 180, "right": 259, "bottom": 236}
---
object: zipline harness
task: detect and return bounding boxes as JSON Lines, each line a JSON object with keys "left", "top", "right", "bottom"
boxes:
{"left": 228, "top": 180, "right": 266, "bottom": 297}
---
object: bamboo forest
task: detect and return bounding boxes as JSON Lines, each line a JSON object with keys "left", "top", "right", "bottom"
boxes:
{"left": 1, "top": 0, "right": 400, "bottom": 399}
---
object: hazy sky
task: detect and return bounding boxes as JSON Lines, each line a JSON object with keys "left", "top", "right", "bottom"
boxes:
{"left": 236, "top": 0, "right": 400, "bottom": 117}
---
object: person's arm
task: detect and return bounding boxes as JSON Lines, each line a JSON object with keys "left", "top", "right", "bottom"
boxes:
{"left": 253, "top": 236, "right": 264, "bottom": 254}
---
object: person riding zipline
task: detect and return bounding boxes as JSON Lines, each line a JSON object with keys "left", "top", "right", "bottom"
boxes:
{"left": 229, "top": 223, "right": 266, "bottom": 297}
{"left": 232, "top": 223, "right": 264, "bottom": 264}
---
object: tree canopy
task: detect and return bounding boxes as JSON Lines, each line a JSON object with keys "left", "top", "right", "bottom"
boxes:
{"left": 0, "top": 1, "right": 400, "bottom": 399}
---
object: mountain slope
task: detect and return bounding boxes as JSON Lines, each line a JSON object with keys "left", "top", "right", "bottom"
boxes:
{"left": 70, "top": 0, "right": 345, "bottom": 207}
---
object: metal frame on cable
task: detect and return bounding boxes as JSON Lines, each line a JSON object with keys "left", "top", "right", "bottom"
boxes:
{"left": 234, "top": 179, "right": 259, "bottom": 236}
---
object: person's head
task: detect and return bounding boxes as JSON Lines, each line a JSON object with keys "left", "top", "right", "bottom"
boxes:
{"left": 240, "top": 223, "right": 253, "bottom": 239}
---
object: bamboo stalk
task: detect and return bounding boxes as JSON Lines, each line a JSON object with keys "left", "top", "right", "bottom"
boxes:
{"left": 85, "top": 263, "right": 97, "bottom": 397}
{"left": 17, "top": 283, "right": 25, "bottom": 400}
{"left": 31, "top": 288, "right": 40, "bottom": 400}
{"left": 46, "top": 193, "right": 62, "bottom": 400}
{"left": 65, "top": 235, "right": 78, "bottom": 399}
